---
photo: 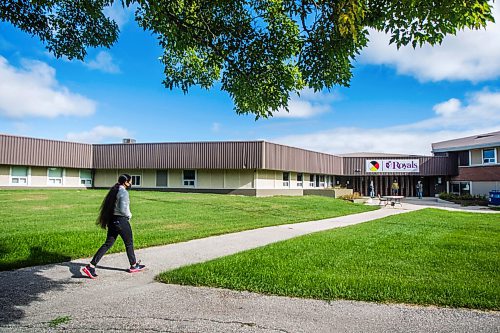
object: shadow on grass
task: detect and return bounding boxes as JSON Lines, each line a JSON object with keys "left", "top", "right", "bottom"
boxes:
{"left": 0, "top": 246, "right": 83, "bottom": 325}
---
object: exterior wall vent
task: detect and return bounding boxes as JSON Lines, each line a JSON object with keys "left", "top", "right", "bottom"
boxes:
{"left": 122, "top": 138, "right": 136, "bottom": 144}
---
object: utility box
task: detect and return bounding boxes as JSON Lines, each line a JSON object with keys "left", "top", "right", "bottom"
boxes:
{"left": 489, "top": 190, "right": 500, "bottom": 206}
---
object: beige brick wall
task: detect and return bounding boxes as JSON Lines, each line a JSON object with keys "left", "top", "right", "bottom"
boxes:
{"left": 472, "top": 181, "right": 500, "bottom": 196}
{"left": 31, "top": 167, "right": 48, "bottom": 186}
{"left": 256, "top": 189, "right": 303, "bottom": 197}
{"left": 239, "top": 171, "right": 254, "bottom": 189}
{"left": 255, "top": 170, "right": 276, "bottom": 189}
{"left": 195, "top": 170, "right": 228, "bottom": 189}
{"left": 142, "top": 170, "right": 156, "bottom": 188}
{"left": 470, "top": 149, "right": 482, "bottom": 165}
{"left": 0, "top": 165, "right": 9, "bottom": 185}
{"left": 224, "top": 170, "right": 240, "bottom": 188}
{"left": 64, "top": 168, "right": 81, "bottom": 187}
{"left": 197, "top": 170, "right": 212, "bottom": 188}
{"left": 169, "top": 170, "right": 183, "bottom": 187}
{"left": 94, "top": 170, "right": 118, "bottom": 187}
{"left": 211, "top": 171, "right": 224, "bottom": 188}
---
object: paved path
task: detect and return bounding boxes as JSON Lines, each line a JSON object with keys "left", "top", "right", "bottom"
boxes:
{"left": 402, "top": 197, "right": 499, "bottom": 213}
{"left": 1, "top": 204, "right": 498, "bottom": 332}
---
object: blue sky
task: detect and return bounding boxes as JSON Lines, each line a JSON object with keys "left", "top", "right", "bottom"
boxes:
{"left": 1, "top": 4, "right": 499, "bottom": 155}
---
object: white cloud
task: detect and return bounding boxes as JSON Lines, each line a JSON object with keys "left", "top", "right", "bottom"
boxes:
{"left": 272, "top": 90, "right": 500, "bottom": 155}
{"left": 66, "top": 126, "right": 131, "bottom": 143}
{"left": 44, "top": 48, "right": 120, "bottom": 74}
{"left": 273, "top": 89, "right": 339, "bottom": 118}
{"left": 103, "top": 2, "right": 134, "bottom": 29}
{"left": 403, "top": 90, "right": 500, "bottom": 130}
{"left": 359, "top": 5, "right": 500, "bottom": 82}
{"left": 274, "top": 128, "right": 500, "bottom": 156}
{"left": 0, "top": 56, "right": 96, "bottom": 118}
{"left": 433, "top": 98, "right": 461, "bottom": 117}
{"left": 84, "top": 51, "right": 120, "bottom": 73}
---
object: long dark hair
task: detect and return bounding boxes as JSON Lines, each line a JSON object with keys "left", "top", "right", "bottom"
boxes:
{"left": 96, "top": 174, "right": 131, "bottom": 229}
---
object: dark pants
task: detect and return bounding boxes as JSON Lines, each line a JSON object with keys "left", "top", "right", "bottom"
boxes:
{"left": 91, "top": 216, "right": 136, "bottom": 266}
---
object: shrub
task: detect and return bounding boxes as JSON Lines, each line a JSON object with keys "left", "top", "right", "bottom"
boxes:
{"left": 438, "top": 192, "right": 455, "bottom": 201}
{"left": 439, "top": 193, "right": 488, "bottom": 206}
{"left": 339, "top": 192, "right": 361, "bottom": 200}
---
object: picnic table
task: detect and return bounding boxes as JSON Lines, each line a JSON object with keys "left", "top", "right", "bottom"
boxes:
{"left": 380, "top": 195, "right": 404, "bottom": 207}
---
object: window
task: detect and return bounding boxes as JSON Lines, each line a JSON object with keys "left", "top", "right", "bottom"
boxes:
{"left": 80, "top": 169, "right": 92, "bottom": 186}
{"left": 309, "top": 174, "right": 315, "bottom": 187}
{"left": 131, "top": 175, "right": 141, "bottom": 186}
{"left": 460, "top": 182, "right": 470, "bottom": 195}
{"left": 483, "top": 148, "right": 496, "bottom": 164}
{"left": 282, "top": 172, "right": 290, "bottom": 187}
{"left": 11, "top": 166, "right": 28, "bottom": 185}
{"left": 297, "top": 173, "right": 303, "bottom": 187}
{"left": 319, "top": 175, "right": 325, "bottom": 188}
{"left": 48, "top": 167, "right": 63, "bottom": 185}
{"left": 450, "top": 182, "right": 470, "bottom": 195}
{"left": 156, "top": 170, "right": 168, "bottom": 187}
{"left": 183, "top": 170, "right": 196, "bottom": 186}
{"left": 458, "top": 151, "right": 469, "bottom": 166}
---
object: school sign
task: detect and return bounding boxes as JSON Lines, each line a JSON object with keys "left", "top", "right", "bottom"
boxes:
{"left": 366, "top": 160, "right": 420, "bottom": 173}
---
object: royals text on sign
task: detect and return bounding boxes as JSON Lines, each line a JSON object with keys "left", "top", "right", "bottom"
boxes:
{"left": 366, "top": 160, "right": 420, "bottom": 173}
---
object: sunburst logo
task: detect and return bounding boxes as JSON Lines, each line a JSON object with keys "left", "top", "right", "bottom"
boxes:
{"left": 369, "top": 161, "right": 380, "bottom": 172}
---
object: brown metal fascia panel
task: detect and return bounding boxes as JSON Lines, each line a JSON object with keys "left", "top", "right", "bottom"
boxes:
{"left": 419, "top": 156, "right": 457, "bottom": 175}
{"left": 341, "top": 156, "right": 456, "bottom": 176}
{"left": 0, "top": 134, "right": 92, "bottom": 168}
{"left": 456, "top": 151, "right": 469, "bottom": 167}
{"left": 263, "top": 142, "right": 341, "bottom": 174}
{"left": 92, "top": 141, "right": 263, "bottom": 170}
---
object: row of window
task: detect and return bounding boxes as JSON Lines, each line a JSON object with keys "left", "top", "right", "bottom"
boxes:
{"left": 130, "top": 170, "right": 196, "bottom": 187}
{"left": 10, "top": 167, "right": 92, "bottom": 186}
{"left": 7, "top": 167, "right": 197, "bottom": 188}
{"left": 8, "top": 167, "right": 334, "bottom": 189}
{"left": 282, "top": 172, "right": 334, "bottom": 188}
{"left": 142, "top": 171, "right": 331, "bottom": 189}
{"left": 7, "top": 168, "right": 204, "bottom": 188}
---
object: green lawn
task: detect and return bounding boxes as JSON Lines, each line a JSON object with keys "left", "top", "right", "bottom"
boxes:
{"left": 0, "top": 189, "right": 375, "bottom": 270}
{"left": 158, "top": 209, "right": 500, "bottom": 310}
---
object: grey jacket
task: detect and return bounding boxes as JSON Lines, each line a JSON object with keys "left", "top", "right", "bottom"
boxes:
{"left": 113, "top": 185, "right": 132, "bottom": 218}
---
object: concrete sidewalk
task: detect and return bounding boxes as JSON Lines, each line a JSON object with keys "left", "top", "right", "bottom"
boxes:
{"left": 402, "top": 197, "right": 498, "bottom": 212}
{"left": 1, "top": 205, "right": 498, "bottom": 332}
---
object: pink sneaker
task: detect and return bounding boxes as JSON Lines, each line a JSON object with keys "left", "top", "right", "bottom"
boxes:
{"left": 128, "top": 261, "right": 146, "bottom": 273}
{"left": 82, "top": 265, "right": 98, "bottom": 279}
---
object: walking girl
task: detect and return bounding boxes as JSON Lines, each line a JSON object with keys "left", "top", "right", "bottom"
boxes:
{"left": 82, "top": 174, "right": 145, "bottom": 279}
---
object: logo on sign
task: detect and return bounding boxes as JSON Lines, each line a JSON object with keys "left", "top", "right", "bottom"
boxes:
{"left": 369, "top": 161, "right": 380, "bottom": 172}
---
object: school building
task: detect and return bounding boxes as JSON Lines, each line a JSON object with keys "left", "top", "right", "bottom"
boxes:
{"left": 0, "top": 131, "right": 499, "bottom": 197}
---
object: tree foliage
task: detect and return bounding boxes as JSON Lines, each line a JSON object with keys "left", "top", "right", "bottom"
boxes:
{"left": 0, "top": 0, "right": 494, "bottom": 118}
